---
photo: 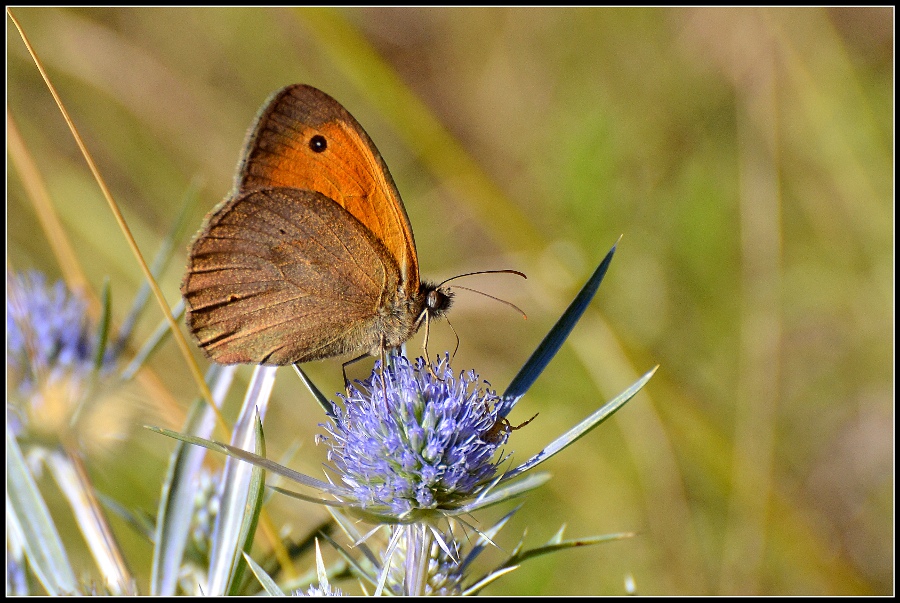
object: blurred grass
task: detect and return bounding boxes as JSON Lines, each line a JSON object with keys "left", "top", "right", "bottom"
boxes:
{"left": 7, "top": 7, "right": 892, "bottom": 595}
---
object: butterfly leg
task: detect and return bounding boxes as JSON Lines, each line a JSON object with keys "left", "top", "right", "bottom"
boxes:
{"left": 445, "top": 316, "right": 461, "bottom": 362}
{"left": 421, "top": 313, "right": 447, "bottom": 381}
{"left": 378, "top": 335, "right": 390, "bottom": 405}
{"left": 342, "top": 353, "right": 369, "bottom": 391}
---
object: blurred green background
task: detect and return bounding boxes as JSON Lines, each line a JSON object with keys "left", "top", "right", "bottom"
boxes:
{"left": 7, "top": 7, "right": 893, "bottom": 595}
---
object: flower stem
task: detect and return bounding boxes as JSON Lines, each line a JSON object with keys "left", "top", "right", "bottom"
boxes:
{"left": 49, "top": 446, "right": 134, "bottom": 594}
{"left": 404, "top": 523, "right": 433, "bottom": 596}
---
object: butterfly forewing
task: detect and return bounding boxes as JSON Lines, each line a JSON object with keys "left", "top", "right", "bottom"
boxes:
{"left": 235, "top": 84, "right": 420, "bottom": 292}
{"left": 182, "top": 188, "right": 400, "bottom": 365}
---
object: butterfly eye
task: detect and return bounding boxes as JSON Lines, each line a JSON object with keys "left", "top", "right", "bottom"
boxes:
{"left": 309, "top": 135, "right": 328, "bottom": 153}
{"left": 426, "top": 289, "right": 453, "bottom": 314}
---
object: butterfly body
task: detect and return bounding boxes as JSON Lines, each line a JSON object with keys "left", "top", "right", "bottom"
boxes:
{"left": 182, "top": 85, "right": 452, "bottom": 365}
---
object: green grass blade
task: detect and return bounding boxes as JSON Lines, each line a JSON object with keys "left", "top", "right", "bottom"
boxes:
{"left": 92, "top": 277, "right": 111, "bottom": 371}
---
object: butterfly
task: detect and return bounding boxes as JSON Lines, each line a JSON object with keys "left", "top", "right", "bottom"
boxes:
{"left": 181, "top": 84, "right": 455, "bottom": 366}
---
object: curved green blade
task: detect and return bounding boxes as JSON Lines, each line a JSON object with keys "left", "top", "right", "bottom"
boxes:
{"left": 502, "top": 238, "right": 619, "bottom": 408}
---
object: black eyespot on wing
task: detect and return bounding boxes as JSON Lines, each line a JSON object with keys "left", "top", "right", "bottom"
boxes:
{"left": 309, "top": 135, "right": 327, "bottom": 153}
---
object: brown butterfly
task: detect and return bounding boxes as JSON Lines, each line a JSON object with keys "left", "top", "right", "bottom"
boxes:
{"left": 181, "top": 84, "right": 459, "bottom": 366}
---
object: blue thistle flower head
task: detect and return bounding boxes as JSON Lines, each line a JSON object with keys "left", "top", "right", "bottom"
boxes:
{"left": 7, "top": 270, "right": 117, "bottom": 438}
{"left": 7, "top": 271, "right": 114, "bottom": 392}
{"left": 320, "top": 354, "right": 510, "bottom": 521}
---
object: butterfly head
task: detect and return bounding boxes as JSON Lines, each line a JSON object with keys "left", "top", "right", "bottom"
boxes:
{"left": 422, "top": 281, "right": 454, "bottom": 321}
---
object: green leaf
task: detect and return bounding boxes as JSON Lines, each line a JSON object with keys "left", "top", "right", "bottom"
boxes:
{"left": 146, "top": 426, "right": 349, "bottom": 497}
{"left": 119, "top": 300, "right": 185, "bottom": 382}
{"left": 316, "top": 524, "right": 379, "bottom": 588}
{"left": 151, "top": 364, "right": 235, "bottom": 596}
{"left": 207, "top": 365, "right": 276, "bottom": 595}
{"left": 227, "top": 415, "right": 267, "bottom": 595}
{"left": 93, "top": 277, "right": 111, "bottom": 371}
{"left": 6, "top": 429, "right": 78, "bottom": 595}
{"left": 242, "top": 551, "right": 286, "bottom": 596}
{"left": 114, "top": 177, "right": 202, "bottom": 352}
{"left": 326, "top": 507, "right": 382, "bottom": 570}
{"left": 500, "top": 366, "right": 657, "bottom": 484}
{"left": 459, "top": 505, "right": 522, "bottom": 574}
{"left": 503, "top": 238, "right": 619, "bottom": 405}
{"left": 454, "top": 472, "right": 552, "bottom": 515}
{"left": 461, "top": 565, "right": 520, "bottom": 596}
{"left": 501, "top": 531, "right": 636, "bottom": 569}
{"left": 293, "top": 364, "right": 336, "bottom": 418}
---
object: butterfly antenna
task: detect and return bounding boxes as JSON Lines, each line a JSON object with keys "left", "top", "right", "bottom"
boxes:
{"left": 436, "top": 269, "right": 526, "bottom": 289}
{"left": 449, "top": 285, "right": 527, "bottom": 320}
{"left": 445, "top": 315, "right": 461, "bottom": 362}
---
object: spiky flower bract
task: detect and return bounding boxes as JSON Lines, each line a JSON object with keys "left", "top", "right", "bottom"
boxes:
{"left": 320, "top": 354, "right": 510, "bottom": 522}
{"left": 294, "top": 582, "right": 345, "bottom": 597}
{"left": 175, "top": 470, "right": 222, "bottom": 595}
{"left": 383, "top": 524, "right": 464, "bottom": 596}
{"left": 292, "top": 539, "right": 345, "bottom": 597}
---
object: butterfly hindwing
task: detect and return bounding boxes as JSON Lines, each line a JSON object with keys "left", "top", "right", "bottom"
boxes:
{"left": 182, "top": 187, "right": 400, "bottom": 365}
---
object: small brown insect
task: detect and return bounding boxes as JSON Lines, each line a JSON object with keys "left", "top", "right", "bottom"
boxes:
{"left": 484, "top": 413, "right": 539, "bottom": 445}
